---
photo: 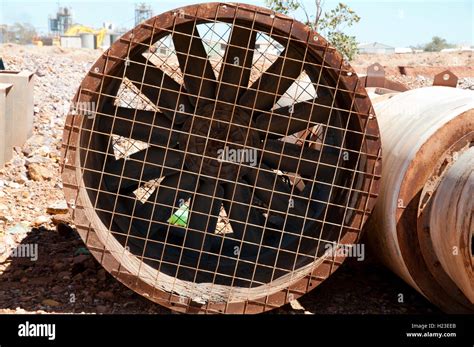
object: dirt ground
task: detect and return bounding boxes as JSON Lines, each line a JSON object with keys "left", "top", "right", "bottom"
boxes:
{"left": 0, "top": 44, "right": 471, "bottom": 314}
{"left": 0, "top": 226, "right": 439, "bottom": 314}
{"left": 352, "top": 51, "right": 474, "bottom": 90}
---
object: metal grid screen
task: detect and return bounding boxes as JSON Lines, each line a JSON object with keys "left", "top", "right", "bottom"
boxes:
{"left": 61, "top": 3, "right": 382, "bottom": 313}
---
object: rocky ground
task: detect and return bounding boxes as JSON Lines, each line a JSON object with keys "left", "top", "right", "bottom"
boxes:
{"left": 0, "top": 44, "right": 470, "bottom": 314}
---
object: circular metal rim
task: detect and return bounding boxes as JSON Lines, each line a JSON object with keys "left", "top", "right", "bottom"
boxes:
{"left": 400, "top": 112, "right": 474, "bottom": 313}
{"left": 61, "top": 2, "right": 382, "bottom": 314}
{"left": 427, "top": 142, "right": 474, "bottom": 306}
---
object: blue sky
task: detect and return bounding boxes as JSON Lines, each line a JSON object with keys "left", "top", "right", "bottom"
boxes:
{"left": 1, "top": 0, "right": 472, "bottom": 47}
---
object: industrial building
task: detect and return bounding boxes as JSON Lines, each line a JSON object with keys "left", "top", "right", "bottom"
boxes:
{"left": 358, "top": 42, "right": 395, "bottom": 54}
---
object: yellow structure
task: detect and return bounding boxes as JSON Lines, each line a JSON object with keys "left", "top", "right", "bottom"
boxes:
{"left": 64, "top": 25, "right": 108, "bottom": 47}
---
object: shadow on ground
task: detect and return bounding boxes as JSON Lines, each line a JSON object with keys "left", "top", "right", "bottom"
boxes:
{"left": 0, "top": 227, "right": 438, "bottom": 314}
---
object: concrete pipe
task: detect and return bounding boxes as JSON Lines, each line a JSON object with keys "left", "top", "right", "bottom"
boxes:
{"left": 367, "top": 86, "right": 474, "bottom": 313}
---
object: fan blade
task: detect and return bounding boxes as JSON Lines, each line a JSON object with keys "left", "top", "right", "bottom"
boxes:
{"left": 255, "top": 96, "right": 333, "bottom": 137}
{"left": 103, "top": 173, "right": 197, "bottom": 269}
{"left": 222, "top": 181, "right": 264, "bottom": 244}
{"left": 217, "top": 23, "right": 256, "bottom": 103}
{"left": 301, "top": 180, "right": 331, "bottom": 217}
{"left": 245, "top": 165, "right": 308, "bottom": 217}
{"left": 99, "top": 105, "right": 179, "bottom": 146}
{"left": 185, "top": 180, "right": 223, "bottom": 251}
{"left": 108, "top": 172, "right": 196, "bottom": 230}
{"left": 105, "top": 147, "right": 183, "bottom": 193}
{"left": 259, "top": 139, "right": 338, "bottom": 178}
{"left": 117, "top": 172, "right": 197, "bottom": 242}
{"left": 173, "top": 22, "right": 217, "bottom": 106}
{"left": 239, "top": 48, "right": 304, "bottom": 114}
{"left": 125, "top": 54, "right": 192, "bottom": 124}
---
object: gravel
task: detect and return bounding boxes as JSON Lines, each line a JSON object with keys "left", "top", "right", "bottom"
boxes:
{"left": 0, "top": 44, "right": 458, "bottom": 314}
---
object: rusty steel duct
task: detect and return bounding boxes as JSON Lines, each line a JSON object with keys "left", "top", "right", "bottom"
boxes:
{"left": 367, "top": 86, "right": 474, "bottom": 313}
{"left": 60, "top": 3, "right": 382, "bottom": 313}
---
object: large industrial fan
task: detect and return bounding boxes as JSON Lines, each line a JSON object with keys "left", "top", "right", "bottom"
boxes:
{"left": 61, "top": 2, "right": 382, "bottom": 313}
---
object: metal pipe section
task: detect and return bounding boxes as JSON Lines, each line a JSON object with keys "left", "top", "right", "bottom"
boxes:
{"left": 430, "top": 147, "right": 474, "bottom": 304}
{"left": 367, "top": 86, "right": 474, "bottom": 313}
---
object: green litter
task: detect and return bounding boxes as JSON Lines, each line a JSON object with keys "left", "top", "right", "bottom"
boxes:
{"left": 74, "top": 247, "right": 91, "bottom": 256}
{"left": 168, "top": 204, "right": 189, "bottom": 227}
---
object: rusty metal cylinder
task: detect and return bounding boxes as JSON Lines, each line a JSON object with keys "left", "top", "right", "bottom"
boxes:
{"left": 430, "top": 147, "right": 474, "bottom": 304}
{"left": 367, "top": 86, "right": 474, "bottom": 313}
{"left": 60, "top": 2, "right": 382, "bottom": 314}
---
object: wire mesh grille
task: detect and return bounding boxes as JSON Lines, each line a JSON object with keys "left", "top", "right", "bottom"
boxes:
{"left": 61, "top": 3, "right": 382, "bottom": 313}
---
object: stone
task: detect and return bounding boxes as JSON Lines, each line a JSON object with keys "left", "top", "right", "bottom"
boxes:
{"left": 96, "top": 305, "right": 108, "bottom": 314}
{"left": 97, "top": 269, "right": 107, "bottom": 281}
{"left": 6, "top": 223, "right": 29, "bottom": 234}
{"left": 52, "top": 214, "right": 71, "bottom": 225}
{"left": 47, "top": 200, "right": 69, "bottom": 215}
{"left": 73, "top": 254, "right": 90, "bottom": 265}
{"left": 42, "top": 299, "right": 61, "bottom": 307}
{"left": 72, "top": 254, "right": 91, "bottom": 275}
{"left": 0, "top": 213, "right": 13, "bottom": 224}
{"left": 51, "top": 286, "right": 63, "bottom": 294}
{"left": 7, "top": 181, "right": 21, "bottom": 189}
{"left": 16, "top": 174, "right": 29, "bottom": 184}
{"left": 96, "top": 291, "right": 114, "bottom": 301}
{"left": 25, "top": 155, "right": 50, "bottom": 165}
{"left": 11, "top": 157, "right": 25, "bottom": 167}
{"left": 73, "top": 273, "right": 83, "bottom": 280}
{"left": 35, "top": 145, "right": 51, "bottom": 156}
{"left": 53, "top": 262, "right": 65, "bottom": 271}
{"left": 33, "top": 215, "right": 50, "bottom": 226}
{"left": 58, "top": 271, "right": 70, "bottom": 280}
{"left": 27, "top": 164, "right": 53, "bottom": 181}
{"left": 56, "top": 222, "right": 74, "bottom": 238}
{"left": 22, "top": 146, "right": 32, "bottom": 157}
